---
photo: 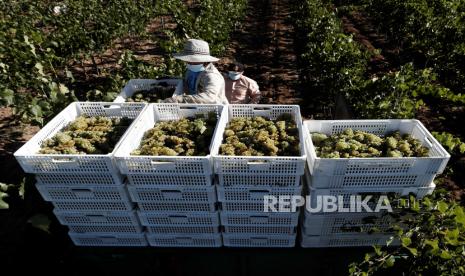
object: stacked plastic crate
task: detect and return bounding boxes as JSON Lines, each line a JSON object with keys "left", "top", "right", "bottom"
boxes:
{"left": 212, "top": 105, "right": 307, "bottom": 247}
{"left": 14, "top": 102, "right": 148, "bottom": 247}
{"left": 114, "top": 103, "right": 226, "bottom": 247}
{"left": 300, "top": 120, "right": 450, "bottom": 247}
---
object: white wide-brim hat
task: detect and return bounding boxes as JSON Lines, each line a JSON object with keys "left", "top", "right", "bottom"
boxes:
{"left": 173, "top": 39, "right": 219, "bottom": 63}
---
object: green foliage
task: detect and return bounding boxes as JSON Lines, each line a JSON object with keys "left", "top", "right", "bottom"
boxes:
{"left": 0, "top": 178, "right": 25, "bottom": 210}
{"left": 0, "top": 0, "right": 160, "bottom": 125}
{"left": 432, "top": 132, "right": 465, "bottom": 156}
{"left": 348, "top": 63, "right": 445, "bottom": 119}
{"left": 293, "top": 0, "right": 369, "bottom": 98}
{"left": 1, "top": 0, "right": 246, "bottom": 125}
{"left": 349, "top": 190, "right": 465, "bottom": 275}
{"left": 366, "top": 0, "right": 465, "bottom": 94}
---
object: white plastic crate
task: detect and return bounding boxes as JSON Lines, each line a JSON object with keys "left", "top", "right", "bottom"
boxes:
{"left": 146, "top": 233, "right": 222, "bottom": 247}
{"left": 138, "top": 211, "right": 219, "bottom": 226}
{"left": 218, "top": 174, "right": 301, "bottom": 187}
{"left": 300, "top": 234, "right": 399, "bottom": 248}
{"left": 137, "top": 202, "right": 217, "bottom": 212}
{"left": 69, "top": 233, "right": 148, "bottom": 247}
{"left": 36, "top": 184, "right": 131, "bottom": 202}
{"left": 113, "top": 78, "right": 183, "bottom": 103}
{"left": 303, "top": 212, "right": 396, "bottom": 236}
{"left": 52, "top": 201, "right": 133, "bottom": 212}
{"left": 128, "top": 185, "right": 217, "bottom": 203}
{"left": 53, "top": 210, "right": 140, "bottom": 226}
{"left": 68, "top": 224, "right": 143, "bottom": 234}
{"left": 223, "top": 225, "right": 296, "bottom": 235}
{"left": 114, "top": 103, "right": 227, "bottom": 176}
{"left": 211, "top": 105, "right": 306, "bottom": 175}
{"left": 14, "top": 102, "right": 147, "bottom": 180}
{"left": 306, "top": 182, "right": 435, "bottom": 213}
{"left": 222, "top": 233, "right": 296, "bottom": 247}
{"left": 217, "top": 185, "right": 302, "bottom": 202}
{"left": 35, "top": 172, "right": 124, "bottom": 186}
{"left": 146, "top": 225, "right": 219, "bottom": 234}
{"left": 220, "top": 212, "right": 299, "bottom": 226}
{"left": 126, "top": 174, "right": 213, "bottom": 187}
{"left": 304, "top": 120, "right": 450, "bottom": 187}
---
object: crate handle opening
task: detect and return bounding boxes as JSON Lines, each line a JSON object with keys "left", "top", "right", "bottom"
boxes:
{"left": 100, "top": 236, "right": 118, "bottom": 244}
{"left": 250, "top": 237, "right": 268, "bottom": 244}
{"left": 51, "top": 157, "right": 77, "bottom": 163}
{"left": 150, "top": 160, "right": 176, "bottom": 170}
{"left": 249, "top": 215, "right": 270, "bottom": 223}
{"left": 253, "top": 107, "right": 272, "bottom": 111}
{"left": 102, "top": 104, "right": 121, "bottom": 110}
{"left": 249, "top": 189, "right": 271, "bottom": 199}
{"left": 70, "top": 188, "right": 94, "bottom": 198}
{"left": 161, "top": 190, "right": 183, "bottom": 199}
{"left": 179, "top": 106, "right": 198, "bottom": 110}
{"left": 169, "top": 215, "right": 188, "bottom": 218}
{"left": 176, "top": 237, "right": 194, "bottom": 244}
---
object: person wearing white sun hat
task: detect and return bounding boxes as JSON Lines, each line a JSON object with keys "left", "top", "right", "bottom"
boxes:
{"left": 164, "top": 39, "right": 228, "bottom": 104}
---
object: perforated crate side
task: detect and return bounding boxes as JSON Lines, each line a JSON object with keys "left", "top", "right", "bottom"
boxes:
{"left": 138, "top": 211, "right": 220, "bottom": 226}
{"left": 68, "top": 224, "right": 143, "bottom": 234}
{"left": 218, "top": 174, "right": 301, "bottom": 187}
{"left": 220, "top": 212, "right": 299, "bottom": 226}
{"left": 309, "top": 173, "right": 437, "bottom": 189}
{"left": 113, "top": 79, "right": 183, "bottom": 103}
{"left": 36, "top": 184, "right": 131, "bottom": 202}
{"left": 211, "top": 105, "right": 307, "bottom": 176}
{"left": 69, "top": 233, "right": 148, "bottom": 247}
{"left": 14, "top": 102, "right": 147, "bottom": 174}
{"left": 300, "top": 234, "right": 399, "bottom": 248}
{"left": 217, "top": 186, "right": 302, "bottom": 202}
{"left": 35, "top": 172, "right": 124, "bottom": 186}
{"left": 222, "top": 233, "right": 296, "bottom": 247}
{"left": 127, "top": 174, "right": 213, "bottom": 186}
{"left": 146, "top": 225, "right": 220, "bottom": 234}
{"left": 223, "top": 225, "right": 296, "bottom": 235}
{"left": 303, "top": 119, "right": 450, "bottom": 177}
{"left": 137, "top": 202, "right": 217, "bottom": 212}
{"left": 146, "top": 233, "right": 222, "bottom": 247}
{"left": 303, "top": 212, "right": 397, "bottom": 236}
{"left": 53, "top": 210, "right": 140, "bottom": 226}
{"left": 128, "top": 185, "right": 217, "bottom": 203}
{"left": 114, "top": 103, "right": 227, "bottom": 175}
{"left": 53, "top": 201, "right": 134, "bottom": 212}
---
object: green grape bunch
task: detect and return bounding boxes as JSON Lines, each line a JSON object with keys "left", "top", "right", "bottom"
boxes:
{"left": 219, "top": 114, "right": 300, "bottom": 156}
{"left": 127, "top": 82, "right": 177, "bottom": 103}
{"left": 311, "top": 128, "right": 429, "bottom": 158}
{"left": 39, "top": 116, "right": 133, "bottom": 154}
{"left": 131, "top": 112, "right": 217, "bottom": 156}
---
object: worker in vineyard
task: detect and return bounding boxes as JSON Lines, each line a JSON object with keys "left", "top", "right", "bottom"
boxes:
{"left": 223, "top": 61, "right": 261, "bottom": 104}
{"left": 164, "top": 39, "right": 228, "bottom": 104}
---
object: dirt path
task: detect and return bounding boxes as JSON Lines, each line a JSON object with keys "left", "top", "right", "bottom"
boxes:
{"left": 218, "top": 0, "right": 302, "bottom": 105}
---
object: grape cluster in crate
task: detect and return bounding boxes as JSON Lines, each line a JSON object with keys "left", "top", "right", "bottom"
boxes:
{"left": 14, "top": 91, "right": 450, "bottom": 247}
